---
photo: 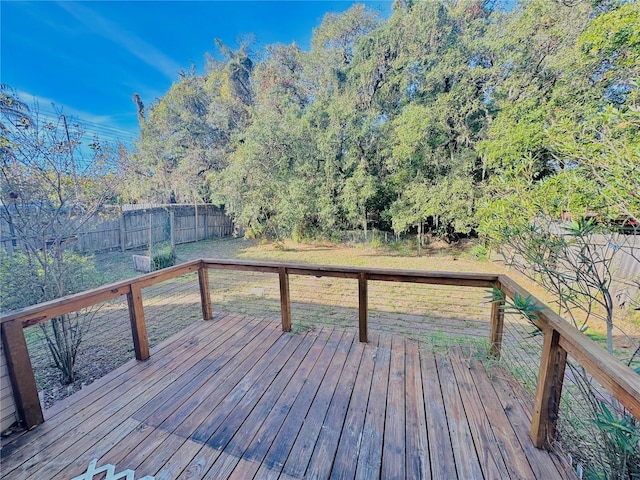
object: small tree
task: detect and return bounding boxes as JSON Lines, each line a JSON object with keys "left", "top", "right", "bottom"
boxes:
{"left": 0, "top": 86, "right": 118, "bottom": 383}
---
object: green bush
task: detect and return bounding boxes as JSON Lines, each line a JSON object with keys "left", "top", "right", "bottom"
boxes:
{"left": 151, "top": 243, "right": 176, "bottom": 271}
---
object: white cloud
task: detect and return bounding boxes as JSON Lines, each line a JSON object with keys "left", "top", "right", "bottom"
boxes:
{"left": 57, "top": 2, "right": 182, "bottom": 81}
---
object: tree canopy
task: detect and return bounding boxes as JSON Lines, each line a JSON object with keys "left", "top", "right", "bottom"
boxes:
{"left": 123, "top": 0, "right": 640, "bottom": 240}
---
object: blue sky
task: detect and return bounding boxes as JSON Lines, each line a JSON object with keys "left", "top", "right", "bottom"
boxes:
{"left": 1, "top": 1, "right": 393, "bottom": 145}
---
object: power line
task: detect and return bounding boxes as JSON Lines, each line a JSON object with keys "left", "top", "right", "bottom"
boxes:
{"left": 35, "top": 108, "right": 139, "bottom": 145}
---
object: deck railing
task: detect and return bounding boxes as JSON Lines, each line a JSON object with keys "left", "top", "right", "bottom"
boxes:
{"left": 1, "top": 259, "right": 639, "bottom": 451}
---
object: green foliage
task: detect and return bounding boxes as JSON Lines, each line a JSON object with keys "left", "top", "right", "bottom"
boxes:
{"left": 0, "top": 250, "right": 100, "bottom": 311}
{"left": 0, "top": 249, "right": 101, "bottom": 384}
{"left": 1, "top": 88, "right": 116, "bottom": 384}
{"left": 150, "top": 242, "right": 176, "bottom": 271}
{"left": 487, "top": 287, "right": 544, "bottom": 333}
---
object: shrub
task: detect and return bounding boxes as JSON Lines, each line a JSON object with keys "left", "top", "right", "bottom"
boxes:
{"left": 151, "top": 243, "right": 176, "bottom": 271}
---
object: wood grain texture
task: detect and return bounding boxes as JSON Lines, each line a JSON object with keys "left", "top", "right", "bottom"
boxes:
{"left": 127, "top": 283, "right": 149, "bottom": 361}
{"left": 489, "top": 281, "right": 505, "bottom": 358}
{"left": 531, "top": 328, "right": 567, "bottom": 448}
{"left": 198, "top": 267, "right": 212, "bottom": 321}
{"left": 278, "top": 267, "right": 291, "bottom": 332}
{"left": 358, "top": 272, "right": 368, "bottom": 343}
{"left": 1, "top": 319, "right": 43, "bottom": 430}
{"left": 499, "top": 274, "right": 640, "bottom": 422}
{"left": 1, "top": 318, "right": 571, "bottom": 480}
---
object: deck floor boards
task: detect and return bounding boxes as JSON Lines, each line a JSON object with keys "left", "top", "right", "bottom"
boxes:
{"left": 1, "top": 316, "right": 573, "bottom": 479}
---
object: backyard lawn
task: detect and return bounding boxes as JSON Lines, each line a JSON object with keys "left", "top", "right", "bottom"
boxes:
{"left": 20, "top": 237, "right": 639, "bottom": 410}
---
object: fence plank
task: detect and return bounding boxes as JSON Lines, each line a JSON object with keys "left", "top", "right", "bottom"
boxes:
{"left": 1, "top": 319, "right": 43, "bottom": 429}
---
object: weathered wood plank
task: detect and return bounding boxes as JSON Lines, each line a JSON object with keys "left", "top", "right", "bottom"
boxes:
{"left": 489, "top": 367, "right": 566, "bottom": 480}
{"left": 0, "top": 319, "right": 43, "bottom": 430}
{"left": 304, "top": 333, "right": 376, "bottom": 479}
{"left": 467, "top": 356, "right": 538, "bottom": 480}
{"left": 198, "top": 267, "right": 212, "bottom": 321}
{"left": 330, "top": 334, "right": 384, "bottom": 479}
{"left": 531, "top": 328, "right": 567, "bottom": 448}
{"left": 127, "top": 283, "right": 149, "bottom": 361}
{"left": 0, "top": 317, "right": 225, "bottom": 469}
{"left": 280, "top": 330, "right": 357, "bottom": 478}
{"left": 249, "top": 329, "right": 346, "bottom": 479}
{"left": 0, "top": 316, "right": 247, "bottom": 479}
{"left": 449, "top": 347, "right": 509, "bottom": 478}
{"left": 151, "top": 326, "right": 290, "bottom": 480}
{"left": 177, "top": 329, "right": 321, "bottom": 479}
{"left": 358, "top": 273, "right": 368, "bottom": 343}
{"left": 421, "top": 351, "right": 457, "bottom": 480}
{"left": 132, "top": 319, "right": 272, "bottom": 423}
{"left": 436, "top": 354, "right": 484, "bottom": 479}
{"left": 489, "top": 281, "right": 505, "bottom": 358}
{"left": 2, "top": 317, "right": 574, "bottom": 480}
{"left": 404, "top": 339, "right": 430, "bottom": 479}
{"left": 74, "top": 319, "right": 262, "bottom": 475}
{"left": 44, "top": 317, "right": 221, "bottom": 420}
{"left": 353, "top": 333, "right": 391, "bottom": 480}
{"left": 381, "top": 335, "right": 406, "bottom": 479}
{"left": 219, "top": 328, "right": 337, "bottom": 479}
{"left": 279, "top": 267, "right": 291, "bottom": 332}
{"left": 123, "top": 321, "right": 284, "bottom": 476}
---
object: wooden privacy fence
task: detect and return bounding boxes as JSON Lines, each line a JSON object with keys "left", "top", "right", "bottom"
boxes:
{"left": 1, "top": 259, "right": 639, "bottom": 451}
{"left": 0, "top": 204, "right": 234, "bottom": 255}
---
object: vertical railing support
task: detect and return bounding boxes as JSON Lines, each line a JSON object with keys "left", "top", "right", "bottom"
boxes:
{"left": 489, "top": 281, "right": 505, "bottom": 359}
{"left": 279, "top": 267, "right": 291, "bottom": 332}
{"left": 127, "top": 283, "right": 150, "bottom": 361}
{"left": 1, "top": 319, "right": 44, "bottom": 429}
{"left": 199, "top": 266, "right": 213, "bottom": 321}
{"left": 358, "top": 273, "right": 368, "bottom": 343}
{"left": 531, "top": 328, "right": 567, "bottom": 448}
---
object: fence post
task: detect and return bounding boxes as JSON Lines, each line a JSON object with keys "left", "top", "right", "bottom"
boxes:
{"left": 531, "top": 328, "right": 567, "bottom": 448}
{"left": 194, "top": 203, "right": 199, "bottom": 242}
{"left": 489, "top": 281, "right": 505, "bottom": 358}
{"left": 170, "top": 210, "right": 175, "bottom": 252}
{"left": 127, "top": 283, "right": 150, "bottom": 361}
{"left": 279, "top": 267, "right": 291, "bottom": 332}
{"left": 198, "top": 266, "right": 213, "bottom": 321}
{"left": 358, "top": 273, "right": 368, "bottom": 343}
{"left": 1, "top": 319, "right": 44, "bottom": 429}
{"left": 119, "top": 212, "right": 126, "bottom": 252}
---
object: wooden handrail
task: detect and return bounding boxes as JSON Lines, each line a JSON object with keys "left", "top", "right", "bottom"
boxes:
{"left": 0, "top": 260, "right": 202, "bottom": 327}
{"left": 201, "top": 259, "right": 500, "bottom": 287}
{"left": 498, "top": 274, "right": 640, "bottom": 447}
{"left": 1, "top": 257, "right": 638, "bottom": 451}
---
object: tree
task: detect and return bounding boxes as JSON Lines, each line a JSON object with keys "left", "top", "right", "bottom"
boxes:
{"left": 0, "top": 86, "right": 117, "bottom": 383}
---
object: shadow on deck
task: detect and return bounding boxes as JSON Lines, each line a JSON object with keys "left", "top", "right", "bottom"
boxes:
{"left": 0, "top": 314, "right": 573, "bottom": 480}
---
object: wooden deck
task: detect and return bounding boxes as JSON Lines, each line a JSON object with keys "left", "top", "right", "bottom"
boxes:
{"left": 0, "top": 314, "right": 573, "bottom": 479}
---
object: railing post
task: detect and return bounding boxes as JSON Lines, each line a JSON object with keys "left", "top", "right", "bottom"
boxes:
{"left": 198, "top": 266, "right": 213, "bottom": 321}
{"left": 489, "top": 281, "right": 505, "bottom": 358}
{"left": 1, "top": 319, "right": 44, "bottom": 429}
{"left": 358, "top": 273, "right": 368, "bottom": 343}
{"left": 531, "top": 328, "right": 567, "bottom": 448}
{"left": 127, "top": 283, "right": 150, "bottom": 361}
{"left": 279, "top": 267, "right": 291, "bottom": 332}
